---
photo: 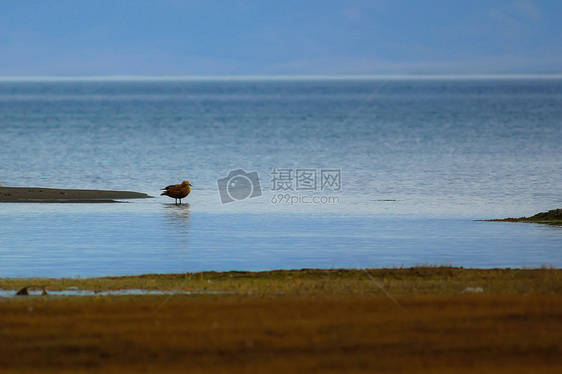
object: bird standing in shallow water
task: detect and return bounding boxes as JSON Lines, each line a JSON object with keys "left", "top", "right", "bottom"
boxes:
{"left": 161, "top": 181, "right": 192, "bottom": 205}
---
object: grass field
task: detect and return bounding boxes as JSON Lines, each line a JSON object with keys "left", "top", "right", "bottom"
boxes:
{"left": 1, "top": 267, "right": 561, "bottom": 373}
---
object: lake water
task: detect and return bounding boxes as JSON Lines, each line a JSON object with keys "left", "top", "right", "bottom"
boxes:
{"left": 1, "top": 76, "right": 561, "bottom": 277}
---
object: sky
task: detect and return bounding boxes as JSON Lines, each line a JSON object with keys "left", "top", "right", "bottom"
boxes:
{"left": 0, "top": 0, "right": 560, "bottom": 76}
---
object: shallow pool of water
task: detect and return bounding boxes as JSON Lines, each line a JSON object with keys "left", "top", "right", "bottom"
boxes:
{"left": 1, "top": 198, "right": 560, "bottom": 278}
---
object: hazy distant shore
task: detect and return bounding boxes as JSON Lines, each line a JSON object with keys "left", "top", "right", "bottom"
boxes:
{"left": 1, "top": 73, "right": 562, "bottom": 82}
{"left": 0, "top": 186, "right": 151, "bottom": 203}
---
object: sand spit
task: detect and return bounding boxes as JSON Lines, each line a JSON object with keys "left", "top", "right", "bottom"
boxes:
{"left": 0, "top": 186, "right": 151, "bottom": 203}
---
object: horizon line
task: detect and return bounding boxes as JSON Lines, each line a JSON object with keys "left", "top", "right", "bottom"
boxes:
{"left": 1, "top": 73, "right": 562, "bottom": 82}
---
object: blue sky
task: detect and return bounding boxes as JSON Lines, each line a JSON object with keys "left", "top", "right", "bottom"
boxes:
{"left": 0, "top": 0, "right": 560, "bottom": 76}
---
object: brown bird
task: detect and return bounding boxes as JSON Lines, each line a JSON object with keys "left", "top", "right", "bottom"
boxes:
{"left": 161, "top": 181, "right": 192, "bottom": 205}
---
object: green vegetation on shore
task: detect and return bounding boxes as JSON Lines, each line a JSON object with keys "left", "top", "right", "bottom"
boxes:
{"left": 487, "top": 208, "right": 562, "bottom": 224}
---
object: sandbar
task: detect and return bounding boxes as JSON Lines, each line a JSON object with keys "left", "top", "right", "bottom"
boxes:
{"left": 0, "top": 186, "right": 151, "bottom": 203}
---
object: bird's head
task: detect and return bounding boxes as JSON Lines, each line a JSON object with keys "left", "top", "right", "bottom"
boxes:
{"left": 182, "top": 181, "right": 192, "bottom": 187}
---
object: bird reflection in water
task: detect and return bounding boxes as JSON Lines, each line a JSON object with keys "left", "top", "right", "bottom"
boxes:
{"left": 163, "top": 203, "right": 191, "bottom": 241}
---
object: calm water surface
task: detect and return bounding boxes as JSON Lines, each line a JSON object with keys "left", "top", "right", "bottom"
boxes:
{"left": 0, "top": 77, "right": 561, "bottom": 277}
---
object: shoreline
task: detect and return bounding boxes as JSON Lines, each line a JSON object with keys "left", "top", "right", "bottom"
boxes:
{"left": 0, "top": 186, "right": 151, "bottom": 202}
{"left": 1, "top": 267, "right": 560, "bottom": 373}
{"left": 2, "top": 267, "right": 559, "bottom": 296}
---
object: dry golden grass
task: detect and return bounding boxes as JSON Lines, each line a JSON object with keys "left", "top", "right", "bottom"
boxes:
{"left": 1, "top": 267, "right": 561, "bottom": 373}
